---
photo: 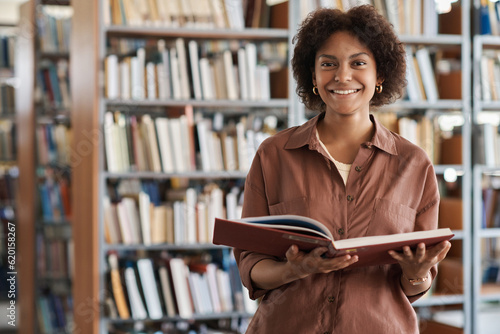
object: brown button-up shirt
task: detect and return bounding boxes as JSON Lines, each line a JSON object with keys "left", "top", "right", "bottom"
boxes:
{"left": 234, "top": 113, "right": 440, "bottom": 334}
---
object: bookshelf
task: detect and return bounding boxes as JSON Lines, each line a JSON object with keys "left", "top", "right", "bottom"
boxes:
{"left": 472, "top": 1, "right": 500, "bottom": 333}
{"left": 17, "top": 1, "right": 73, "bottom": 333}
{"left": 70, "top": 0, "right": 291, "bottom": 333}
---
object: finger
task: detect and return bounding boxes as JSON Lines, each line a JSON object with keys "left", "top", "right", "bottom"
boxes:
{"left": 426, "top": 241, "right": 451, "bottom": 258}
{"left": 285, "top": 245, "right": 299, "bottom": 260}
{"left": 388, "top": 250, "right": 405, "bottom": 261}
{"left": 403, "top": 246, "right": 414, "bottom": 258}
{"left": 415, "top": 243, "right": 426, "bottom": 258}
{"left": 310, "top": 247, "right": 328, "bottom": 257}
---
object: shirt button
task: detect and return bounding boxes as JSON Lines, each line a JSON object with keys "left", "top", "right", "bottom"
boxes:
{"left": 366, "top": 144, "right": 373, "bottom": 149}
{"left": 347, "top": 195, "right": 353, "bottom": 201}
{"left": 338, "top": 228, "right": 345, "bottom": 235}
{"left": 355, "top": 166, "right": 361, "bottom": 172}
{"left": 328, "top": 296, "right": 335, "bottom": 303}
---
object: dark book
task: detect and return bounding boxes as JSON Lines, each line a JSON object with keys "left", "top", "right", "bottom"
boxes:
{"left": 213, "top": 215, "right": 454, "bottom": 268}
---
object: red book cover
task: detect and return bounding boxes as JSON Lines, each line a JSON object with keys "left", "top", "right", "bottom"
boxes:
{"left": 213, "top": 215, "right": 454, "bottom": 268}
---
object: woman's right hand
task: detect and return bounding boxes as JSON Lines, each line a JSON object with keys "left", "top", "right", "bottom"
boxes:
{"left": 250, "top": 245, "right": 359, "bottom": 290}
{"left": 285, "top": 245, "right": 359, "bottom": 280}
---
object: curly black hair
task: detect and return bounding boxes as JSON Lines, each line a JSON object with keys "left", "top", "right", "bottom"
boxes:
{"left": 291, "top": 5, "right": 407, "bottom": 112}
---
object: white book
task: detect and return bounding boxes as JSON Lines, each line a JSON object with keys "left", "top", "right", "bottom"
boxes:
{"left": 237, "top": 48, "right": 249, "bottom": 100}
{"left": 256, "top": 65, "right": 270, "bottom": 100}
{"left": 124, "top": 266, "right": 148, "bottom": 319}
{"left": 168, "top": 118, "right": 185, "bottom": 172}
{"left": 158, "top": 265, "right": 177, "bottom": 317}
{"left": 223, "top": 135, "right": 237, "bottom": 171}
{"left": 179, "top": 115, "right": 194, "bottom": 171}
{"left": 208, "top": 187, "right": 224, "bottom": 240}
{"left": 169, "top": 48, "right": 182, "bottom": 100}
{"left": 155, "top": 0, "right": 172, "bottom": 26}
{"left": 211, "top": 132, "right": 224, "bottom": 171}
{"left": 155, "top": 117, "right": 175, "bottom": 173}
{"left": 224, "top": 0, "right": 245, "bottom": 29}
{"left": 146, "top": 62, "right": 157, "bottom": 100}
{"left": 119, "top": 59, "right": 131, "bottom": 100}
{"left": 415, "top": 47, "right": 439, "bottom": 103}
{"left": 104, "top": 111, "right": 120, "bottom": 172}
{"left": 185, "top": 188, "right": 197, "bottom": 244}
{"left": 422, "top": 0, "right": 438, "bottom": 36}
{"left": 142, "top": 114, "right": 162, "bottom": 172}
{"left": 236, "top": 121, "right": 249, "bottom": 171}
{"left": 196, "top": 201, "right": 208, "bottom": 243}
{"left": 199, "top": 57, "right": 215, "bottom": 100}
{"left": 116, "top": 113, "right": 131, "bottom": 171}
{"left": 130, "top": 57, "right": 142, "bottom": 100}
{"left": 198, "top": 274, "right": 214, "bottom": 314}
{"left": 205, "top": 263, "right": 222, "bottom": 313}
{"left": 216, "top": 269, "right": 233, "bottom": 312}
{"left": 404, "top": 46, "right": 422, "bottom": 102}
{"left": 105, "top": 55, "right": 119, "bottom": 99}
{"left": 116, "top": 199, "right": 134, "bottom": 244}
{"left": 176, "top": 38, "right": 191, "bottom": 99}
{"left": 187, "top": 272, "right": 204, "bottom": 314}
{"left": 169, "top": 258, "right": 194, "bottom": 318}
{"left": 122, "top": 197, "right": 142, "bottom": 244}
{"left": 138, "top": 191, "right": 152, "bottom": 245}
{"left": 188, "top": 40, "right": 203, "bottom": 100}
{"left": 384, "top": 0, "right": 400, "bottom": 34}
{"left": 225, "top": 191, "right": 238, "bottom": 220}
{"left": 137, "top": 259, "right": 163, "bottom": 319}
{"left": 245, "top": 43, "right": 258, "bottom": 100}
{"left": 157, "top": 39, "right": 172, "bottom": 99}
{"left": 481, "top": 57, "right": 492, "bottom": 102}
{"left": 209, "top": 0, "right": 228, "bottom": 28}
{"left": 223, "top": 50, "right": 238, "bottom": 100}
{"left": 173, "top": 201, "right": 185, "bottom": 243}
{"left": 196, "top": 119, "right": 212, "bottom": 171}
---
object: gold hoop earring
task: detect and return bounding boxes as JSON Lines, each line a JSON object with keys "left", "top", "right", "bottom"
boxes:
{"left": 375, "top": 85, "right": 383, "bottom": 94}
{"left": 312, "top": 86, "right": 319, "bottom": 95}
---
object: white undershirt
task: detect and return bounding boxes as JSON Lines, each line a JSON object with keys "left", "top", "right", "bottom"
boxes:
{"left": 316, "top": 129, "right": 352, "bottom": 185}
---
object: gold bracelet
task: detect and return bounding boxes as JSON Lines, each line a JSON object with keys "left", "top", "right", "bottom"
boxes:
{"left": 402, "top": 272, "right": 429, "bottom": 286}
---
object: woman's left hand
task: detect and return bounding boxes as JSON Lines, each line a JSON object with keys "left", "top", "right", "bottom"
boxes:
{"left": 388, "top": 240, "right": 452, "bottom": 281}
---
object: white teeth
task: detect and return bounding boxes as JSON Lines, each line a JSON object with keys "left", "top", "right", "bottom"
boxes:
{"left": 333, "top": 89, "right": 358, "bottom": 95}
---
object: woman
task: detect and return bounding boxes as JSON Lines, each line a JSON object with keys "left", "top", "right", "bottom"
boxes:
{"left": 234, "top": 5, "right": 451, "bottom": 334}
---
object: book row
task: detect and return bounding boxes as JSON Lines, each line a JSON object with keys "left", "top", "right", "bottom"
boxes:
{"left": 104, "top": 181, "right": 241, "bottom": 245}
{"left": 37, "top": 293, "right": 73, "bottom": 334}
{"left": 302, "top": 0, "right": 441, "bottom": 36}
{"left": 103, "top": 0, "right": 277, "bottom": 30}
{"left": 0, "top": 165, "right": 18, "bottom": 204}
{"left": 374, "top": 112, "right": 463, "bottom": 166}
{"left": 483, "top": 188, "right": 500, "bottom": 230}
{"left": 105, "top": 38, "right": 287, "bottom": 102}
{"left": 0, "top": 84, "right": 15, "bottom": 114}
{"left": 36, "top": 233, "right": 73, "bottom": 279}
{"left": 36, "top": 59, "right": 71, "bottom": 110}
{"left": 480, "top": 0, "right": 500, "bottom": 36}
{"left": 106, "top": 252, "right": 257, "bottom": 321}
{"left": 473, "top": 123, "right": 500, "bottom": 167}
{"left": 38, "top": 167, "right": 72, "bottom": 222}
{"left": 0, "top": 120, "right": 15, "bottom": 162}
{"left": 36, "top": 5, "right": 72, "bottom": 54}
{"left": 104, "top": 109, "right": 275, "bottom": 173}
{"left": 0, "top": 35, "right": 15, "bottom": 69}
{"left": 36, "top": 122, "right": 72, "bottom": 167}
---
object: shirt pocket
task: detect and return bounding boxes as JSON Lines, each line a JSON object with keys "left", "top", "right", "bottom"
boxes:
{"left": 365, "top": 198, "right": 417, "bottom": 236}
{"left": 268, "top": 196, "right": 310, "bottom": 217}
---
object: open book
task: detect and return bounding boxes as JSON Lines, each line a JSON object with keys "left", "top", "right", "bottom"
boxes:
{"left": 213, "top": 215, "right": 454, "bottom": 268}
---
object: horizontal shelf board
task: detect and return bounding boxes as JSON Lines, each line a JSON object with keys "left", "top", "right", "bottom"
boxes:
{"left": 475, "top": 35, "right": 500, "bottom": 47}
{"left": 399, "top": 34, "right": 463, "bottom": 45}
{"left": 451, "top": 230, "right": 464, "bottom": 239}
{"left": 413, "top": 294, "right": 464, "bottom": 307}
{"left": 103, "top": 242, "right": 229, "bottom": 252}
{"left": 433, "top": 165, "right": 465, "bottom": 175}
{"left": 104, "top": 311, "right": 253, "bottom": 324}
{"left": 479, "top": 293, "right": 500, "bottom": 302}
{"left": 39, "top": 51, "right": 70, "bottom": 59}
{"left": 104, "top": 170, "right": 248, "bottom": 180}
{"left": 478, "top": 228, "right": 500, "bottom": 238}
{"left": 37, "top": 219, "right": 72, "bottom": 225}
{"left": 382, "top": 100, "right": 464, "bottom": 110}
{"left": 104, "top": 98, "right": 290, "bottom": 109}
{"left": 477, "top": 101, "right": 500, "bottom": 110}
{"left": 105, "top": 26, "right": 289, "bottom": 40}
{"left": 475, "top": 165, "right": 500, "bottom": 174}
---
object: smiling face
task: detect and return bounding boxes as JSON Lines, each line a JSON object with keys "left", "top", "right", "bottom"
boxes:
{"left": 312, "top": 31, "right": 382, "bottom": 117}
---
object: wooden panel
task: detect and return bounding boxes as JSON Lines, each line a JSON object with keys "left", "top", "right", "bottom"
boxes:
{"left": 15, "top": 2, "right": 36, "bottom": 332}
{"left": 71, "top": 0, "right": 100, "bottom": 333}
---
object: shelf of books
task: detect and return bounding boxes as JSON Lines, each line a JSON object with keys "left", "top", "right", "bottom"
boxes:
{"left": 296, "top": 1, "right": 472, "bottom": 333}
{"left": 17, "top": 1, "right": 73, "bottom": 333}
{"left": 70, "top": 0, "right": 291, "bottom": 333}
{"left": 472, "top": 1, "right": 500, "bottom": 333}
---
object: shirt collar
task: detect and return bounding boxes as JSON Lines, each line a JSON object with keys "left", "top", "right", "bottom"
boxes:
{"left": 284, "top": 112, "right": 398, "bottom": 156}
